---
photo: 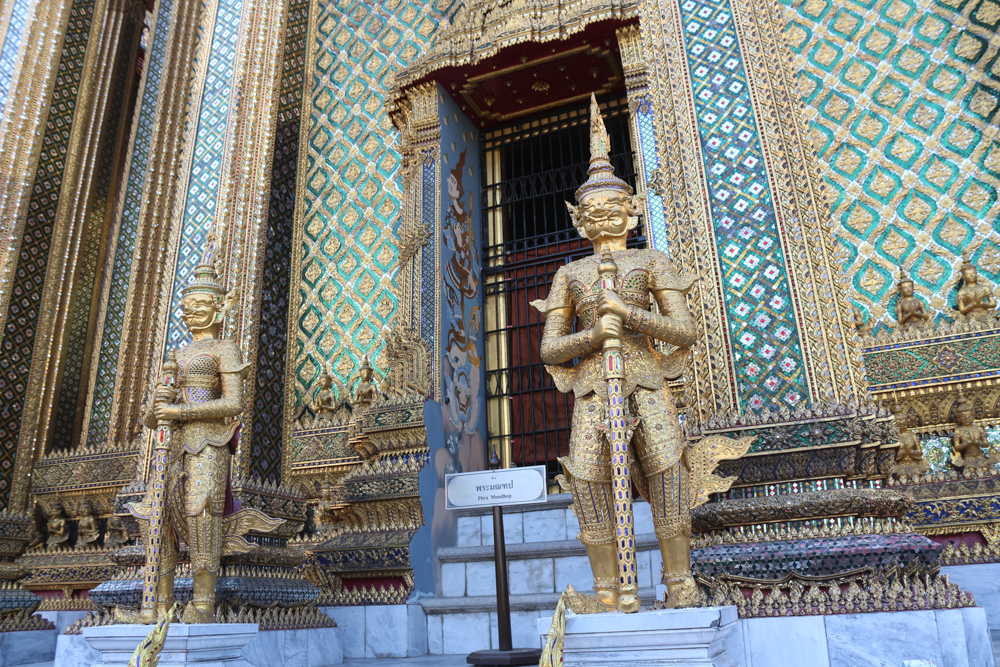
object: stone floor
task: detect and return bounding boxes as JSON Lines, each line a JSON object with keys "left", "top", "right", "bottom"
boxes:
{"left": 340, "top": 656, "right": 471, "bottom": 666}
{"left": 29, "top": 658, "right": 475, "bottom": 667}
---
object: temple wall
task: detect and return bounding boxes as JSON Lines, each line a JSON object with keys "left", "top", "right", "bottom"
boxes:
{"left": 783, "top": 0, "right": 1000, "bottom": 333}
{"left": 285, "top": 0, "right": 456, "bottom": 422}
{"left": 0, "top": 0, "right": 99, "bottom": 509}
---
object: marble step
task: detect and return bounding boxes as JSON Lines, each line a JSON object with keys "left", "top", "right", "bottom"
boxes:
{"left": 455, "top": 494, "right": 656, "bottom": 547}
{"left": 420, "top": 588, "right": 659, "bottom": 657}
{"left": 421, "top": 588, "right": 658, "bottom": 614}
{"left": 439, "top": 533, "right": 663, "bottom": 598}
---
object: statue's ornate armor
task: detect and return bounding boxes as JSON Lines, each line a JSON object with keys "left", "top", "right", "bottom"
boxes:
{"left": 142, "top": 338, "right": 248, "bottom": 584}
{"left": 535, "top": 248, "right": 697, "bottom": 546}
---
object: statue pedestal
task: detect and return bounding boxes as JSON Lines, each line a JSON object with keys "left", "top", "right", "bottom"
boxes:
{"left": 81, "top": 623, "right": 258, "bottom": 667}
{"left": 538, "top": 606, "right": 740, "bottom": 667}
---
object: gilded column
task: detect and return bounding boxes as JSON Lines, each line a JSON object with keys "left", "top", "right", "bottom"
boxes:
{"left": 83, "top": 0, "right": 205, "bottom": 451}
{"left": 395, "top": 82, "right": 442, "bottom": 398}
{"left": 0, "top": 0, "right": 147, "bottom": 510}
{"left": 244, "top": 0, "right": 310, "bottom": 483}
{"left": 83, "top": 0, "right": 293, "bottom": 482}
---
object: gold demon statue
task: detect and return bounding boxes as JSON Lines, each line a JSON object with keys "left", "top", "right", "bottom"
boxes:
{"left": 134, "top": 246, "right": 252, "bottom": 623}
{"left": 532, "top": 96, "right": 749, "bottom": 613}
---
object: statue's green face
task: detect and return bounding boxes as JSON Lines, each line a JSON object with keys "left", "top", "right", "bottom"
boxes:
{"left": 577, "top": 193, "right": 633, "bottom": 240}
{"left": 181, "top": 292, "right": 220, "bottom": 331}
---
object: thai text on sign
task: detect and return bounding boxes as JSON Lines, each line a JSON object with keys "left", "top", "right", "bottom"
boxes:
{"left": 445, "top": 466, "right": 547, "bottom": 510}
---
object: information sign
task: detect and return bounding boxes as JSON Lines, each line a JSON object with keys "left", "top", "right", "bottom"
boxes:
{"left": 445, "top": 466, "right": 547, "bottom": 510}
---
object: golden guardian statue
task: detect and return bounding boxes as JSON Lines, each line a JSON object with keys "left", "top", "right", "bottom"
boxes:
{"left": 532, "top": 96, "right": 749, "bottom": 613}
{"left": 132, "top": 244, "right": 253, "bottom": 624}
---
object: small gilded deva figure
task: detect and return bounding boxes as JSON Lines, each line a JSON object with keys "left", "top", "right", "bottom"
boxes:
{"left": 135, "top": 243, "right": 251, "bottom": 623}
{"left": 314, "top": 368, "right": 339, "bottom": 419}
{"left": 531, "top": 96, "right": 749, "bottom": 613}
{"left": 954, "top": 249, "right": 997, "bottom": 324}
{"left": 950, "top": 391, "right": 996, "bottom": 471}
{"left": 889, "top": 401, "right": 927, "bottom": 477}
{"left": 894, "top": 266, "right": 933, "bottom": 333}
{"left": 353, "top": 355, "right": 377, "bottom": 407}
{"left": 45, "top": 501, "right": 69, "bottom": 549}
{"left": 77, "top": 499, "right": 101, "bottom": 546}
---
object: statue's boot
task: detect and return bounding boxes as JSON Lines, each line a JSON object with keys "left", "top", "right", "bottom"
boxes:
{"left": 156, "top": 566, "right": 176, "bottom": 618}
{"left": 585, "top": 543, "right": 619, "bottom": 608}
{"left": 182, "top": 570, "right": 217, "bottom": 623}
{"left": 658, "top": 534, "right": 702, "bottom": 609}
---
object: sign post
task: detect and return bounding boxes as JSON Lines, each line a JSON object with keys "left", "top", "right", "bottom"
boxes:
{"left": 446, "top": 457, "right": 546, "bottom": 667}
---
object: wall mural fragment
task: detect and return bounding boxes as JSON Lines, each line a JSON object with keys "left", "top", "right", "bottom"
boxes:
{"left": 782, "top": 0, "right": 1000, "bottom": 333}
{"left": 429, "top": 90, "right": 486, "bottom": 561}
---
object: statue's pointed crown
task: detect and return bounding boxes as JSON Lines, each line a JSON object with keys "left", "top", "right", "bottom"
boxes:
{"left": 897, "top": 263, "right": 913, "bottom": 283}
{"left": 960, "top": 248, "right": 975, "bottom": 270}
{"left": 182, "top": 234, "right": 228, "bottom": 298}
{"left": 574, "top": 94, "right": 633, "bottom": 203}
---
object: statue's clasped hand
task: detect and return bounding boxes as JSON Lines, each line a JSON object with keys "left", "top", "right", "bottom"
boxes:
{"left": 591, "top": 290, "right": 627, "bottom": 346}
{"left": 152, "top": 385, "right": 180, "bottom": 422}
{"left": 596, "top": 290, "right": 629, "bottom": 320}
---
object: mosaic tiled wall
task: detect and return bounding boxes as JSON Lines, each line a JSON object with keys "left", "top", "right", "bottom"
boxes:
{"left": 679, "top": 0, "right": 810, "bottom": 411}
{"left": 50, "top": 11, "right": 141, "bottom": 451}
{"left": 166, "top": 0, "right": 243, "bottom": 346}
{"left": 292, "top": 0, "right": 456, "bottom": 406}
{"left": 633, "top": 96, "right": 671, "bottom": 254}
{"left": 86, "top": 0, "right": 175, "bottom": 447}
{"left": 248, "top": 0, "right": 310, "bottom": 483}
{"left": 783, "top": 0, "right": 1000, "bottom": 333}
{"left": 0, "top": 0, "right": 32, "bottom": 124}
{"left": 0, "top": 0, "right": 95, "bottom": 507}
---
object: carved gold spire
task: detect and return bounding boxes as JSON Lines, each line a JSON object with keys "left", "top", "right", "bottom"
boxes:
{"left": 575, "top": 94, "right": 633, "bottom": 203}
{"left": 182, "top": 235, "right": 228, "bottom": 298}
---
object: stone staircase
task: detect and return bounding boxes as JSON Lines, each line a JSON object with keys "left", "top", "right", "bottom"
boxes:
{"left": 420, "top": 493, "right": 665, "bottom": 656}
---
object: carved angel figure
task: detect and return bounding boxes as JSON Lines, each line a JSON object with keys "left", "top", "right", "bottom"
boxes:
{"left": 950, "top": 392, "right": 995, "bottom": 470}
{"left": 894, "top": 270, "right": 933, "bottom": 332}
{"left": 77, "top": 500, "right": 101, "bottom": 546}
{"left": 890, "top": 403, "right": 927, "bottom": 476}
{"left": 955, "top": 250, "right": 997, "bottom": 323}
{"left": 45, "top": 502, "right": 69, "bottom": 549}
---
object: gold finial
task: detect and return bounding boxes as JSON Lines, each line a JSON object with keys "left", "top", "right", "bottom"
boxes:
{"left": 598, "top": 245, "right": 617, "bottom": 277}
{"left": 182, "top": 233, "right": 228, "bottom": 298}
{"left": 574, "top": 94, "right": 633, "bottom": 203}
{"left": 960, "top": 247, "right": 975, "bottom": 270}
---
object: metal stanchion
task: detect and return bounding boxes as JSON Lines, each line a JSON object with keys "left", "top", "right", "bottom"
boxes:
{"left": 465, "top": 448, "right": 542, "bottom": 666}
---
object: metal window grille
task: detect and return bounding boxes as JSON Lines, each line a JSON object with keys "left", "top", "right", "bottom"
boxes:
{"left": 481, "top": 97, "right": 642, "bottom": 480}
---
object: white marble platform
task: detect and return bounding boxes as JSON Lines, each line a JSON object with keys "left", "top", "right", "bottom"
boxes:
{"left": 0, "top": 628, "right": 59, "bottom": 667}
{"left": 535, "top": 606, "right": 996, "bottom": 667}
{"left": 320, "top": 604, "right": 424, "bottom": 660}
{"left": 81, "top": 623, "right": 258, "bottom": 667}
{"left": 52, "top": 623, "right": 343, "bottom": 667}
{"left": 944, "top": 563, "right": 1000, "bottom": 663}
{"left": 447, "top": 498, "right": 662, "bottom": 597}
{"left": 538, "top": 605, "right": 740, "bottom": 667}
